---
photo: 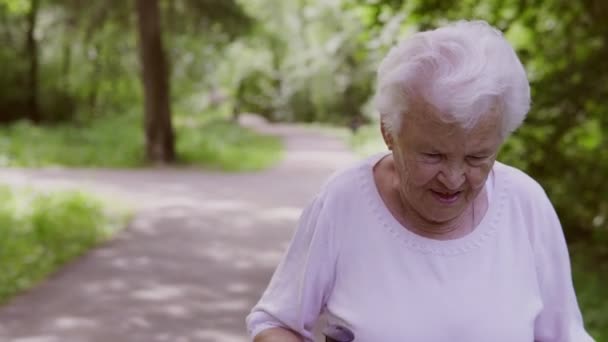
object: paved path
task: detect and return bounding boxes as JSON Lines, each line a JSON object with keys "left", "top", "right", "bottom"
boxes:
{"left": 0, "top": 116, "right": 359, "bottom": 342}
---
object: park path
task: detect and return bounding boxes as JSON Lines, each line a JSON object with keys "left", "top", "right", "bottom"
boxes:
{"left": 0, "top": 115, "right": 359, "bottom": 342}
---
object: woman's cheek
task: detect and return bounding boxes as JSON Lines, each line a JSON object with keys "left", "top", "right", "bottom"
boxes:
{"left": 467, "top": 166, "right": 491, "bottom": 190}
{"left": 409, "top": 164, "right": 440, "bottom": 186}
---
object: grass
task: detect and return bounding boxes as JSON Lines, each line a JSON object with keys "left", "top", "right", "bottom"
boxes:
{"left": 0, "top": 113, "right": 283, "bottom": 171}
{"left": 571, "top": 242, "right": 608, "bottom": 341}
{"left": 177, "top": 117, "right": 283, "bottom": 172}
{"left": 0, "top": 115, "right": 144, "bottom": 168}
{"left": 348, "top": 123, "right": 386, "bottom": 157}
{"left": 0, "top": 186, "right": 129, "bottom": 304}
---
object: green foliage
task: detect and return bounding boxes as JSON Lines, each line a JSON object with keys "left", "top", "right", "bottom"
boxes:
{"left": 0, "top": 0, "right": 252, "bottom": 123}
{"left": 177, "top": 118, "right": 283, "bottom": 171}
{"left": 349, "top": 123, "right": 385, "bottom": 157}
{"left": 218, "top": 0, "right": 376, "bottom": 125}
{"left": 0, "top": 186, "right": 126, "bottom": 303}
{"left": 346, "top": 4, "right": 607, "bottom": 307}
{"left": 0, "top": 0, "right": 30, "bottom": 14}
{"left": 0, "top": 112, "right": 282, "bottom": 171}
{"left": 0, "top": 114, "right": 145, "bottom": 167}
{"left": 162, "top": 0, "right": 253, "bottom": 37}
{"left": 571, "top": 241, "right": 608, "bottom": 340}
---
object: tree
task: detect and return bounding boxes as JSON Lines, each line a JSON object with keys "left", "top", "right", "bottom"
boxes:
{"left": 353, "top": 0, "right": 608, "bottom": 240}
{"left": 135, "top": 0, "right": 175, "bottom": 164}
{"left": 25, "top": 0, "right": 40, "bottom": 123}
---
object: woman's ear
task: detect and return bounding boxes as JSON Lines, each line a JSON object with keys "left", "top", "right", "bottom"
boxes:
{"left": 380, "top": 121, "right": 393, "bottom": 151}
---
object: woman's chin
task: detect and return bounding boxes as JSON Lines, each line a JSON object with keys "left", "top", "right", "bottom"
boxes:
{"left": 421, "top": 203, "right": 468, "bottom": 224}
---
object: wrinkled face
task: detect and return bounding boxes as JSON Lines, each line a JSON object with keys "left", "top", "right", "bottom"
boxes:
{"left": 383, "top": 106, "right": 503, "bottom": 224}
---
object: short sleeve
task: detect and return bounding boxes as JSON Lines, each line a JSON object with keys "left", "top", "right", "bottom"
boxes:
{"left": 246, "top": 193, "right": 338, "bottom": 341}
{"left": 531, "top": 191, "right": 595, "bottom": 341}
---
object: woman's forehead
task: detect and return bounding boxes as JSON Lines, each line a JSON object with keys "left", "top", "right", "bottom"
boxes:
{"left": 400, "top": 109, "right": 502, "bottom": 148}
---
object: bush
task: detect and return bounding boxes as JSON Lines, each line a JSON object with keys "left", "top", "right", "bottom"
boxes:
{"left": 571, "top": 242, "right": 608, "bottom": 340}
{"left": 177, "top": 118, "right": 283, "bottom": 171}
{"left": 0, "top": 186, "right": 127, "bottom": 303}
{"left": 0, "top": 114, "right": 144, "bottom": 168}
{"left": 0, "top": 113, "right": 283, "bottom": 171}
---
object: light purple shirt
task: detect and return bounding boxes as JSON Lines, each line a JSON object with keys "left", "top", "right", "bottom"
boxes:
{"left": 247, "top": 154, "right": 594, "bottom": 341}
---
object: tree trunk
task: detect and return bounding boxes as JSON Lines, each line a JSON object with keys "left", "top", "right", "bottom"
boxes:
{"left": 62, "top": 17, "right": 76, "bottom": 90}
{"left": 135, "top": 0, "right": 176, "bottom": 164}
{"left": 25, "top": 0, "right": 40, "bottom": 123}
{"left": 87, "top": 42, "right": 102, "bottom": 114}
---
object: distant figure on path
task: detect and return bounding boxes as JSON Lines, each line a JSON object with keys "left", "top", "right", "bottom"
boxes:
{"left": 247, "top": 20, "right": 594, "bottom": 341}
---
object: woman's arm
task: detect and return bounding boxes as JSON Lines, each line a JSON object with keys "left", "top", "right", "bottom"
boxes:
{"left": 253, "top": 327, "right": 303, "bottom": 342}
{"left": 246, "top": 193, "right": 338, "bottom": 340}
{"left": 529, "top": 190, "right": 595, "bottom": 341}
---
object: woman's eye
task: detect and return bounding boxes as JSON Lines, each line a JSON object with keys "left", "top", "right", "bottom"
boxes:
{"left": 422, "top": 153, "right": 442, "bottom": 160}
{"left": 467, "top": 156, "right": 486, "bottom": 162}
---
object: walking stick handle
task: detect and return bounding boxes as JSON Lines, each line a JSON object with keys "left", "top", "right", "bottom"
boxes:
{"left": 323, "top": 324, "right": 354, "bottom": 342}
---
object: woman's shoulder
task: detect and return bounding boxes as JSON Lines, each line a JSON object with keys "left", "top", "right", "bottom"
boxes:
{"left": 318, "top": 153, "right": 382, "bottom": 199}
{"left": 493, "top": 162, "right": 565, "bottom": 248}
{"left": 493, "top": 161, "right": 548, "bottom": 202}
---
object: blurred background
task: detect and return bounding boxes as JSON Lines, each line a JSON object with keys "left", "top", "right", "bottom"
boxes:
{"left": 0, "top": 0, "right": 606, "bottom": 340}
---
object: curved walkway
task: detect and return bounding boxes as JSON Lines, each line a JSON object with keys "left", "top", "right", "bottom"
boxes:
{"left": 0, "top": 116, "right": 359, "bottom": 342}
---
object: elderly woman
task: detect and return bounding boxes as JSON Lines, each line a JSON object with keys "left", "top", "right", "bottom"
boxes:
{"left": 246, "top": 20, "right": 594, "bottom": 341}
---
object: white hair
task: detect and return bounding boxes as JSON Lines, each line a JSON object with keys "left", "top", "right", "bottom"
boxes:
{"left": 374, "top": 20, "right": 531, "bottom": 138}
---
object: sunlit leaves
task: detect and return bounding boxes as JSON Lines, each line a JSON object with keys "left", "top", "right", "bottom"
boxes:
{"left": 0, "top": 0, "right": 29, "bottom": 15}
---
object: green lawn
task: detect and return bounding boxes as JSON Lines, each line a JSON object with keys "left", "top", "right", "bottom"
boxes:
{"left": 0, "top": 186, "right": 129, "bottom": 303}
{"left": 0, "top": 114, "right": 282, "bottom": 171}
{"left": 571, "top": 242, "right": 608, "bottom": 341}
{"left": 177, "top": 118, "right": 283, "bottom": 171}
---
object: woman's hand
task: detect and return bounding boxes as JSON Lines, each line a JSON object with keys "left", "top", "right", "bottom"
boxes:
{"left": 253, "top": 327, "right": 303, "bottom": 342}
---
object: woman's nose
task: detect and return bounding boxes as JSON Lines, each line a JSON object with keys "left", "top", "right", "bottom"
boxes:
{"left": 437, "top": 164, "right": 466, "bottom": 190}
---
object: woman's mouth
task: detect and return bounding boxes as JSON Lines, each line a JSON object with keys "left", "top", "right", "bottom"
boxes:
{"left": 431, "top": 190, "right": 462, "bottom": 204}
